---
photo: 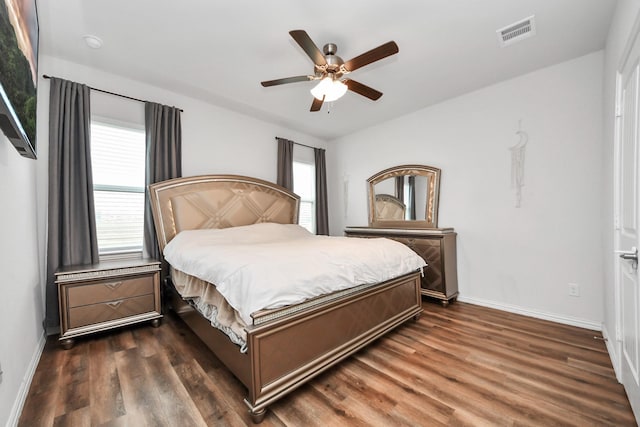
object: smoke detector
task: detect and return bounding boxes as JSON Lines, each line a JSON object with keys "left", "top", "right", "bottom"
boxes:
{"left": 497, "top": 15, "right": 536, "bottom": 47}
{"left": 83, "top": 35, "right": 103, "bottom": 49}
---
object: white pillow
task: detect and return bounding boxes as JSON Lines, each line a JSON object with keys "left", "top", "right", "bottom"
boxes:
{"left": 167, "top": 222, "right": 312, "bottom": 250}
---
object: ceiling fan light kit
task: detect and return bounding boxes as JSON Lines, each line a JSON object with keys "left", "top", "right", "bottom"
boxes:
{"left": 310, "top": 77, "right": 348, "bottom": 102}
{"left": 261, "top": 30, "right": 399, "bottom": 112}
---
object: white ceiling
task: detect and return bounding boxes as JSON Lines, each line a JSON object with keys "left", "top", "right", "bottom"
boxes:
{"left": 37, "top": 0, "right": 616, "bottom": 140}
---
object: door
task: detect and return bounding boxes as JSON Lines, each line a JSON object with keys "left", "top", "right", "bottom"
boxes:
{"left": 616, "top": 28, "right": 640, "bottom": 420}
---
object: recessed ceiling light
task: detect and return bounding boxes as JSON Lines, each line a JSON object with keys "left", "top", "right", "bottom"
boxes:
{"left": 82, "top": 35, "right": 103, "bottom": 49}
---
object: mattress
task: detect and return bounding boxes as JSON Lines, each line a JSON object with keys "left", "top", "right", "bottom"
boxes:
{"left": 171, "top": 267, "right": 247, "bottom": 347}
{"left": 165, "top": 223, "right": 426, "bottom": 350}
{"left": 164, "top": 223, "right": 427, "bottom": 325}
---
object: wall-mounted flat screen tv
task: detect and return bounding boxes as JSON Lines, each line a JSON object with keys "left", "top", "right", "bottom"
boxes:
{"left": 0, "top": 0, "right": 38, "bottom": 159}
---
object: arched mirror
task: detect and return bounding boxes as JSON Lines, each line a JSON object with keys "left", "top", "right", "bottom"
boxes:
{"left": 367, "top": 164, "right": 441, "bottom": 228}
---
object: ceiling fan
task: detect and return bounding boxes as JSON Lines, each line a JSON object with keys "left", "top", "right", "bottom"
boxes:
{"left": 261, "top": 30, "right": 399, "bottom": 112}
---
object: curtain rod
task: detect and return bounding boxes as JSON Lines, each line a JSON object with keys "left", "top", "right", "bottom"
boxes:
{"left": 42, "top": 74, "right": 184, "bottom": 112}
{"left": 274, "top": 136, "right": 318, "bottom": 150}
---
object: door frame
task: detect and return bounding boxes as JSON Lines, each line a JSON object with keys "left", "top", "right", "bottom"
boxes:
{"left": 612, "top": 68, "right": 623, "bottom": 382}
{"left": 613, "top": 8, "right": 640, "bottom": 420}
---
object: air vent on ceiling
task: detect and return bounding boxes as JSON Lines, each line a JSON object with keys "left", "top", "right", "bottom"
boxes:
{"left": 497, "top": 15, "right": 536, "bottom": 47}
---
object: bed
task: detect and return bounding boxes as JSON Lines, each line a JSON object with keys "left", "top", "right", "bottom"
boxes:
{"left": 148, "top": 174, "right": 424, "bottom": 423}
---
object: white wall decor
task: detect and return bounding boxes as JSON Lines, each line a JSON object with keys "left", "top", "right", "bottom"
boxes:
{"left": 510, "top": 120, "right": 528, "bottom": 208}
{"left": 343, "top": 174, "right": 350, "bottom": 219}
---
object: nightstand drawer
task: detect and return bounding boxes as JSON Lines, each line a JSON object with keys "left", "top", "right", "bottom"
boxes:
{"left": 68, "top": 294, "right": 156, "bottom": 329}
{"left": 67, "top": 275, "right": 154, "bottom": 307}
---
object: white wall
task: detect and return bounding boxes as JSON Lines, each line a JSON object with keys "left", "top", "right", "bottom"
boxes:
{"left": 0, "top": 133, "right": 45, "bottom": 425}
{"left": 329, "top": 51, "right": 604, "bottom": 327}
{"left": 601, "top": 1, "right": 640, "bottom": 376}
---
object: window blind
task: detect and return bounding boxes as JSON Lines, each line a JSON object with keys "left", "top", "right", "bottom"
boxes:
{"left": 293, "top": 161, "right": 316, "bottom": 233}
{"left": 90, "top": 121, "right": 145, "bottom": 254}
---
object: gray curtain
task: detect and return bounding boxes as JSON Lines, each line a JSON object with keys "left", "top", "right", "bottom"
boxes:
{"left": 395, "top": 176, "right": 404, "bottom": 202}
{"left": 45, "top": 78, "right": 98, "bottom": 330}
{"left": 276, "top": 137, "right": 293, "bottom": 191}
{"left": 314, "top": 147, "right": 329, "bottom": 235}
{"left": 143, "top": 102, "right": 182, "bottom": 262}
{"left": 408, "top": 175, "right": 416, "bottom": 220}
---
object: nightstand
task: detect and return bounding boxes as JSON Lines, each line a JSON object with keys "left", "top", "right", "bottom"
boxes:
{"left": 56, "top": 258, "right": 162, "bottom": 349}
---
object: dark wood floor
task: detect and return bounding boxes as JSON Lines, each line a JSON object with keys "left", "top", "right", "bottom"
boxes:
{"left": 19, "top": 301, "right": 636, "bottom": 426}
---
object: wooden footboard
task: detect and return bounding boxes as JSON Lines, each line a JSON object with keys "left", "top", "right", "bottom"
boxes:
{"left": 244, "top": 271, "right": 422, "bottom": 421}
{"left": 168, "top": 271, "right": 422, "bottom": 422}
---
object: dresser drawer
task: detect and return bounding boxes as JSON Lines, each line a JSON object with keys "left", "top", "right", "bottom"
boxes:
{"left": 68, "top": 294, "right": 156, "bottom": 329}
{"left": 345, "top": 227, "right": 459, "bottom": 306}
{"left": 388, "top": 236, "right": 444, "bottom": 292}
{"left": 67, "top": 275, "right": 155, "bottom": 307}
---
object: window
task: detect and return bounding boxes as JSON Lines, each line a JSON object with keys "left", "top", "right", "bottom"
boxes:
{"left": 90, "top": 121, "right": 145, "bottom": 256}
{"left": 293, "top": 161, "right": 316, "bottom": 233}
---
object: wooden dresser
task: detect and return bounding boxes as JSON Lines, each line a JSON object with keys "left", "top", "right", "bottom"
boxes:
{"left": 56, "top": 258, "right": 162, "bottom": 349}
{"left": 345, "top": 226, "right": 458, "bottom": 306}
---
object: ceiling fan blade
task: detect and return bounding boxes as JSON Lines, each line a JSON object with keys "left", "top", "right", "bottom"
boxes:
{"left": 343, "top": 41, "right": 399, "bottom": 72}
{"left": 310, "top": 96, "right": 324, "bottom": 112}
{"left": 344, "top": 79, "right": 383, "bottom": 100}
{"left": 289, "top": 30, "right": 327, "bottom": 66}
{"left": 261, "top": 76, "right": 310, "bottom": 87}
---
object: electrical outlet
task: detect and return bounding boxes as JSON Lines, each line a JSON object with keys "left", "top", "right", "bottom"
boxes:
{"left": 568, "top": 283, "right": 580, "bottom": 297}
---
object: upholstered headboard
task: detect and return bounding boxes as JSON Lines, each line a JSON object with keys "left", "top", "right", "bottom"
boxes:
{"left": 148, "top": 175, "right": 300, "bottom": 253}
{"left": 374, "top": 193, "right": 406, "bottom": 220}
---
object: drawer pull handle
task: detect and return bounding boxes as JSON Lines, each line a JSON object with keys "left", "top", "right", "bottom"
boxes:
{"left": 106, "top": 300, "right": 123, "bottom": 309}
{"left": 104, "top": 281, "right": 123, "bottom": 290}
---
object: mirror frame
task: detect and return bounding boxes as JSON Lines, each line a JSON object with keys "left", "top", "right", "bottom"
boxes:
{"left": 367, "top": 164, "right": 441, "bottom": 228}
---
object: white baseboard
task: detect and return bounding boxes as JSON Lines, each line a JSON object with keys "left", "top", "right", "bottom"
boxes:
{"left": 457, "top": 295, "right": 602, "bottom": 331}
{"left": 602, "top": 323, "right": 622, "bottom": 382}
{"left": 6, "top": 332, "right": 46, "bottom": 427}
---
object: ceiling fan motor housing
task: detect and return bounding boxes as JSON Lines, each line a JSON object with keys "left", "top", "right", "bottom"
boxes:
{"left": 319, "top": 43, "right": 344, "bottom": 78}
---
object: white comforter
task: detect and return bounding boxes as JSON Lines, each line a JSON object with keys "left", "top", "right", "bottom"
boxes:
{"left": 164, "top": 223, "right": 426, "bottom": 325}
